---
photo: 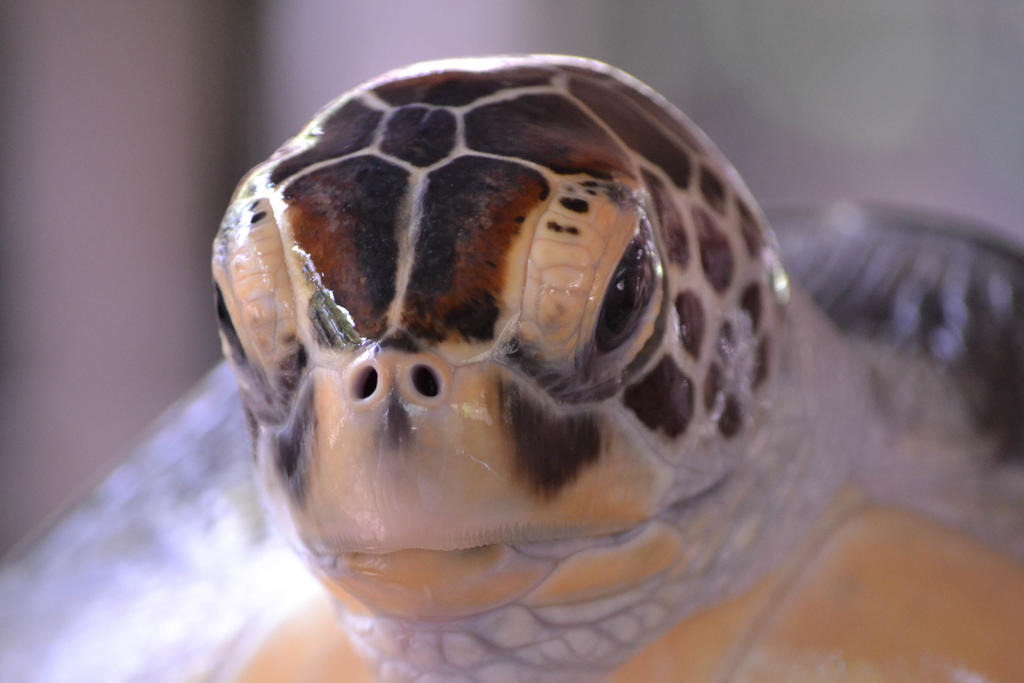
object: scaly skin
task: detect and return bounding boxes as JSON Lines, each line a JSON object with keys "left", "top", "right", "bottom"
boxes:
{"left": 213, "top": 57, "right": 1024, "bottom": 681}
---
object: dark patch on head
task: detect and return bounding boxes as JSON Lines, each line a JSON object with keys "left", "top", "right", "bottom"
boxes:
{"left": 284, "top": 156, "right": 409, "bottom": 340}
{"left": 270, "top": 99, "right": 383, "bottom": 185}
{"left": 380, "top": 106, "right": 457, "bottom": 167}
{"left": 718, "top": 396, "right": 742, "bottom": 437}
{"left": 215, "top": 284, "right": 248, "bottom": 367}
{"left": 547, "top": 220, "right": 580, "bottom": 235}
{"left": 741, "top": 283, "right": 763, "bottom": 332}
{"left": 569, "top": 76, "right": 693, "bottom": 188}
{"left": 465, "top": 94, "right": 633, "bottom": 179}
{"left": 275, "top": 380, "right": 315, "bottom": 502}
{"left": 736, "top": 199, "right": 764, "bottom": 258}
{"left": 704, "top": 362, "right": 722, "bottom": 413}
{"left": 623, "top": 356, "right": 694, "bottom": 438}
{"left": 674, "top": 291, "right": 704, "bottom": 358}
{"left": 699, "top": 166, "right": 727, "bottom": 214}
{"left": 277, "top": 343, "right": 308, "bottom": 397}
{"left": 216, "top": 281, "right": 307, "bottom": 422}
{"left": 642, "top": 170, "right": 687, "bottom": 267}
{"left": 500, "top": 381, "right": 601, "bottom": 496}
{"left": 693, "top": 206, "right": 734, "bottom": 293}
{"left": 559, "top": 197, "right": 589, "bottom": 213}
{"left": 403, "top": 156, "right": 549, "bottom": 342}
{"left": 706, "top": 324, "right": 752, "bottom": 432}
{"left": 375, "top": 67, "right": 552, "bottom": 107}
{"left": 382, "top": 393, "right": 411, "bottom": 451}
{"left": 379, "top": 330, "right": 420, "bottom": 353}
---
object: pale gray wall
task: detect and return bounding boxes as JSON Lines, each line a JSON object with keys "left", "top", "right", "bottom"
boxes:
{"left": 258, "top": 0, "right": 1024, "bottom": 243}
{"left": 2, "top": 0, "right": 1022, "bottom": 552}
{"left": 0, "top": 1, "right": 257, "bottom": 551}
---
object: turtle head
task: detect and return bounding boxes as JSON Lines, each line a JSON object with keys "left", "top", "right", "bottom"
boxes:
{"left": 213, "top": 57, "right": 786, "bottom": 622}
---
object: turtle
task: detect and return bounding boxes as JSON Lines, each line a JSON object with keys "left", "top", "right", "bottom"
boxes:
{"left": 1, "top": 57, "right": 1022, "bottom": 683}
{"left": 207, "top": 55, "right": 1024, "bottom": 682}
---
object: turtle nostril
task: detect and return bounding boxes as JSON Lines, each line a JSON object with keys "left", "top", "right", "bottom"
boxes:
{"left": 411, "top": 364, "right": 440, "bottom": 398}
{"left": 354, "top": 366, "right": 379, "bottom": 400}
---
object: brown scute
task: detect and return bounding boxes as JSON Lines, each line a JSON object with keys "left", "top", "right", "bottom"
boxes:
{"left": 608, "top": 79, "right": 703, "bottom": 152}
{"left": 501, "top": 381, "right": 601, "bottom": 496}
{"left": 270, "top": 99, "right": 382, "bottom": 185}
{"left": 674, "top": 290, "right": 704, "bottom": 358}
{"left": 718, "top": 395, "right": 742, "bottom": 438}
{"left": 642, "top": 169, "right": 687, "bottom": 267}
{"left": 569, "top": 76, "right": 693, "bottom": 188}
{"left": 698, "top": 165, "right": 727, "bottom": 214}
{"left": 375, "top": 67, "right": 553, "bottom": 106}
{"left": 693, "top": 205, "right": 734, "bottom": 293}
{"left": 624, "top": 356, "right": 694, "bottom": 438}
{"left": 560, "top": 64, "right": 616, "bottom": 80}
{"left": 737, "top": 198, "right": 764, "bottom": 257}
{"left": 403, "top": 156, "right": 549, "bottom": 342}
{"left": 284, "top": 156, "right": 409, "bottom": 340}
{"left": 465, "top": 94, "right": 634, "bottom": 179}
{"left": 380, "top": 106, "right": 457, "bottom": 167}
{"left": 741, "top": 283, "right": 763, "bottom": 332}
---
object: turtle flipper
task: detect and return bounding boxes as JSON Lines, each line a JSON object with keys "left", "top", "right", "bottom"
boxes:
{"left": 772, "top": 204, "right": 1024, "bottom": 461}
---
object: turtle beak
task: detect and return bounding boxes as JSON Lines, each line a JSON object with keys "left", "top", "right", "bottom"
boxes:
{"left": 340, "top": 348, "right": 450, "bottom": 453}
{"left": 253, "top": 347, "right": 668, "bottom": 558}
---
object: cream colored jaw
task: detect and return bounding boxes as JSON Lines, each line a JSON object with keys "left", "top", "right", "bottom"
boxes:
{"left": 315, "top": 511, "right": 683, "bottom": 621}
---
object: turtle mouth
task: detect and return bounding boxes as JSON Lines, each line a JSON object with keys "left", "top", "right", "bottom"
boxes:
{"left": 297, "top": 487, "right": 723, "bottom": 620}
{"left": 306, "top": 519, "right": 640, "bottom": 561}
{"left": 302, "top": 519, "right": 659, "bottom": 620}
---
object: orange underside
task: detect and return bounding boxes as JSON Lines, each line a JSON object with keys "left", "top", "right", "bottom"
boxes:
{"left": 229, "top": 506, "right": 1024, "bottom": 682}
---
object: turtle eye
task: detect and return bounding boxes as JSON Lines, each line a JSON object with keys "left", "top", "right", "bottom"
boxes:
{"left": 595, "top": 235, "right": 656, "bottom": 352}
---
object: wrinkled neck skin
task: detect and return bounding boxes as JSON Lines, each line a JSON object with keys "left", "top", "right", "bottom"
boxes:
{"left": 332, "top": 289, "right": 883, "bottom": 682}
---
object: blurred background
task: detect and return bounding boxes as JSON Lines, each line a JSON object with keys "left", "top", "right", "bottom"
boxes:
{"left": 2, "top": 0, "right": 1022, "bottom": 554}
